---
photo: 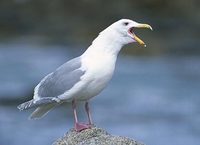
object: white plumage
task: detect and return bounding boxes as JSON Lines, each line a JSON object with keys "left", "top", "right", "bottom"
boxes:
{"left": 18, "top": 19, "right": 152, "bottom": 131}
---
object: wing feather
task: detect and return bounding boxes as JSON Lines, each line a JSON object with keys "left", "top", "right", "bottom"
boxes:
{"left": 35, "top": 57, "right": 85, "bottom": 98}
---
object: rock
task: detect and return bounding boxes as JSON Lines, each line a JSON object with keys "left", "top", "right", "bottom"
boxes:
{"left": 53, "top": 126, "right": 145, "bottom": 145}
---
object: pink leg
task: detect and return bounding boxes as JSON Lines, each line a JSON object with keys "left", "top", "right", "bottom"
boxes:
{"left": 72, "top": 100, "right": 90, "bottom": 132}
{"left": 85, "top": 101, "right": 93, "bottom": 125}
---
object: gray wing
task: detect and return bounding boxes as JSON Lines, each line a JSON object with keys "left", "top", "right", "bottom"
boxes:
{"left": 37, "top": 57, "right": 85, "bottom": 98}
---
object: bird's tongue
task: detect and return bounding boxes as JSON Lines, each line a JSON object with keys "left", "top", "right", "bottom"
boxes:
{"left": 133, "top": 34, "right": 146, "bottom": 47}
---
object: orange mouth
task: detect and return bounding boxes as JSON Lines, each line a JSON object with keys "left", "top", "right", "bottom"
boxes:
{"left": 128, "top": 23, "right": 152, "bottom": 47}
{"left": 128, "top": 27, "right": 146, "bottom": 47}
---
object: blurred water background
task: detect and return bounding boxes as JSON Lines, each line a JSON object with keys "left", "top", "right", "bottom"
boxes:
{"left": 0, "top": 0, "right": 200, "bottom": 145}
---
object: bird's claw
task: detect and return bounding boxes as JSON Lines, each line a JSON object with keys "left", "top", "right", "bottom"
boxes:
{"left": 74, "top": 122, "right": 91, "bottom": 132}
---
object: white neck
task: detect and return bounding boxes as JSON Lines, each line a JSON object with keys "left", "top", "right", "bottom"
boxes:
{"left": 83, "top": 30, "right": 124, "bottom": 57}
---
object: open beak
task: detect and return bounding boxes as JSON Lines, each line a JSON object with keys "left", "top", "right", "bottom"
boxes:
{"left": 129, "top": 23, "right": 153, "bottom": 47}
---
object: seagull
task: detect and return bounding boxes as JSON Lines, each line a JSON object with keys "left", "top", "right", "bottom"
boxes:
{"left": 18, "top": 19, "right": 152, "bottom": 132}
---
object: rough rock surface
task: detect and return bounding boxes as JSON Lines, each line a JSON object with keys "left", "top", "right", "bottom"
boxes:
{"left": 53, "top": 126, "right": 145, "bottom": 145}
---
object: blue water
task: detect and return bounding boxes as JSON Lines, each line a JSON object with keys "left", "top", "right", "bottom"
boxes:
{"left": 0, "top": 44, "right": 200, "bottom": 145}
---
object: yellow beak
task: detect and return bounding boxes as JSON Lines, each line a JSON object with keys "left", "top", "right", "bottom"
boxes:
{"left": 133, "top": 23, "right": 152, "bottom": 47}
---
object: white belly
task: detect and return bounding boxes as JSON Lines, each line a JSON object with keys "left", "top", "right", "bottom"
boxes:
{"left": 58, "top": 63, "right": 115, "bottom": 102}
{"left": 58, "top": 47, "right": 118, "bottom": 102}
{"left": 77, "top": 66, "right": 114, "bottom": 100}
{"left": 76, "top": 51, "right": 117, "bottom": 101}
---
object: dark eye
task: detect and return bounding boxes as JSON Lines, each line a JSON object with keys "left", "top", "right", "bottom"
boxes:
{"left": 123, "top": 22, "right": 129, "bottom": 26}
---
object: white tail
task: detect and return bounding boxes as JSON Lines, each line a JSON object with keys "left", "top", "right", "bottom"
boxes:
{"left": 29, "top": 103, "right": 57, "bottom": 119}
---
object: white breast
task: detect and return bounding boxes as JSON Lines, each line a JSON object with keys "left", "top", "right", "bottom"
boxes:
{"left": 58, "top": 32, "right": 123, "bottom": 102}
{"left": 77, "top": 48, "right": 117, "bottom": 100}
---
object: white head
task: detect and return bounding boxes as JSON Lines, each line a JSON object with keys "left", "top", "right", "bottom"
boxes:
{"left": 96, "top": 19, "right": 152, "bottom": 47}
